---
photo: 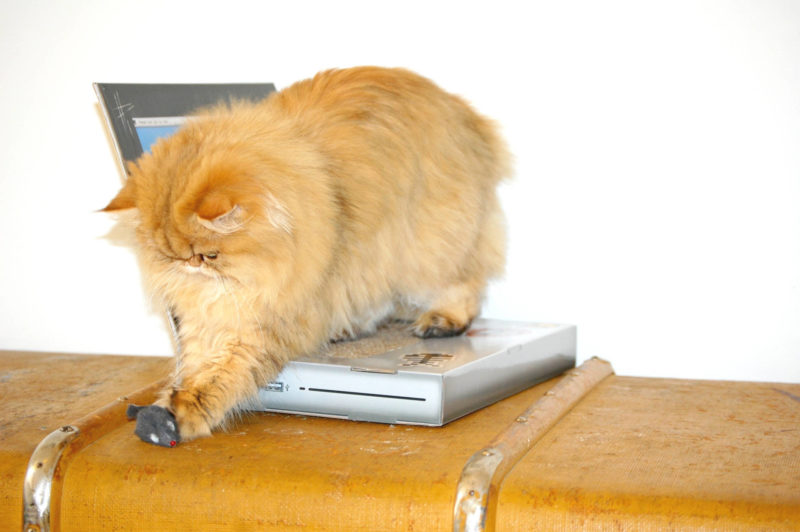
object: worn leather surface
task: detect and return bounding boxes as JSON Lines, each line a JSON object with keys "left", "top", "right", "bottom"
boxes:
{"left": 0, "top": 350, "right": 169, "bottom": 531}
{"left": 497, "top": 376, "right": 800, "bottom": 530}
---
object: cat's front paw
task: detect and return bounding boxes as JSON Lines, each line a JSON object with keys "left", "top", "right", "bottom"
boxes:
{"left": 167, "top": 389, "right": 213, "bottom": 440}
{"left": 127, "top": 404, "right": 180, "bottom": 448}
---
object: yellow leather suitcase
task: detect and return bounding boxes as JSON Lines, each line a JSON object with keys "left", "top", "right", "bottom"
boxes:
{"left": 3, "top": 350, "right": 798, "bottom": 531}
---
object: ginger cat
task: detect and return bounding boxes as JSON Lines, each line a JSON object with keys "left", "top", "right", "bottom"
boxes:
{"left": 104, "top": 66, "right": 510, "bottom": 444}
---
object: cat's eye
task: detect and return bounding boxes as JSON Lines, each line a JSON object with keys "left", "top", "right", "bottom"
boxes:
{"left": 204, "top": 252, "right": 218, "bottom": 260}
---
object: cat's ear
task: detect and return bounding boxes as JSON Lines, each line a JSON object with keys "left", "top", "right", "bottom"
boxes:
{"left": 195, "top": 192, "right": 246, "bottom": 234}
{"left": 101, "top": 179, "right": 137, "bottom": 211}
{"left": 194, "top": 190, "right": 291, "bottom": 234}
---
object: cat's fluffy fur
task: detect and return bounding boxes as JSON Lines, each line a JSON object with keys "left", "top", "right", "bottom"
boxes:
{"left": 104, "top": 66, "right": 510, "bottom": 440}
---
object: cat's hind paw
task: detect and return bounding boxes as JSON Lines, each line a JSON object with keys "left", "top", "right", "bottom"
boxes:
{"left": 127, "top": 404, "right": 181, "bottom": 448}
{"left": 411, "top": 311, "right": 471, "bottom": 338}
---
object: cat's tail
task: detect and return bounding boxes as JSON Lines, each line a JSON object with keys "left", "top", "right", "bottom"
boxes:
{"left": 475, "top": 113, "right": 513, "bottom": 185}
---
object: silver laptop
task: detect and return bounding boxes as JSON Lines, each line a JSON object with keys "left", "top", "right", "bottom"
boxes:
{"left": 95, "top": 82, "right": 577, "bottom": 426}
{"left": 255, "top": 319, "right": 575, "bottom": 425}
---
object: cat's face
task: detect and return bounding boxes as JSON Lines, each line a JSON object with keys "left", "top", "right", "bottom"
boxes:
{"left": 103, "top": 126, "right": 295, "bottom": 300}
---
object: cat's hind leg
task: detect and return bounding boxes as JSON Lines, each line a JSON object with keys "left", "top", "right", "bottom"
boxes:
{"left": 409, "top": 281, "right": 482, "bottom": 338}
{"left": 407, "top": 198, "right": 505, "bottom": 339}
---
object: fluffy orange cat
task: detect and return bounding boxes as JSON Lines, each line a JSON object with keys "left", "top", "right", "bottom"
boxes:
{"left": 105, "top": 66, "right": 510, "bottom": 444}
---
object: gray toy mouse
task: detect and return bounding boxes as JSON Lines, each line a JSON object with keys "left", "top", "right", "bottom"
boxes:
{"left": 126, "top": 404, "right": 181, "bottom": 448}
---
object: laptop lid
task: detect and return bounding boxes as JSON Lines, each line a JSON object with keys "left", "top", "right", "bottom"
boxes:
{"left": 94, "top": 82, "right": 277, "bottom": 171}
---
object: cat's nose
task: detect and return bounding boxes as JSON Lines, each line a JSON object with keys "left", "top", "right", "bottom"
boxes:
{"left": 188, "top": 254, "right": 203, "bottom": 267}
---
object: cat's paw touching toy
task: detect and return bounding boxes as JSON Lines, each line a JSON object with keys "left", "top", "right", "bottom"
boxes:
{"left": 126, "top": 404, "right": 180, "bottom": 448}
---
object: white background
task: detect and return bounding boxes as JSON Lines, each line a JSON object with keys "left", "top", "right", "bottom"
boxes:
{"left": 1, "top": 1, "right": 798, "bottom": 382}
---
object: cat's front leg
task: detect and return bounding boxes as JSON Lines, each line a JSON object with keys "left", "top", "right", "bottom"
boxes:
{"left": 152, "top": 335, "right": 284, "bottom": 443}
